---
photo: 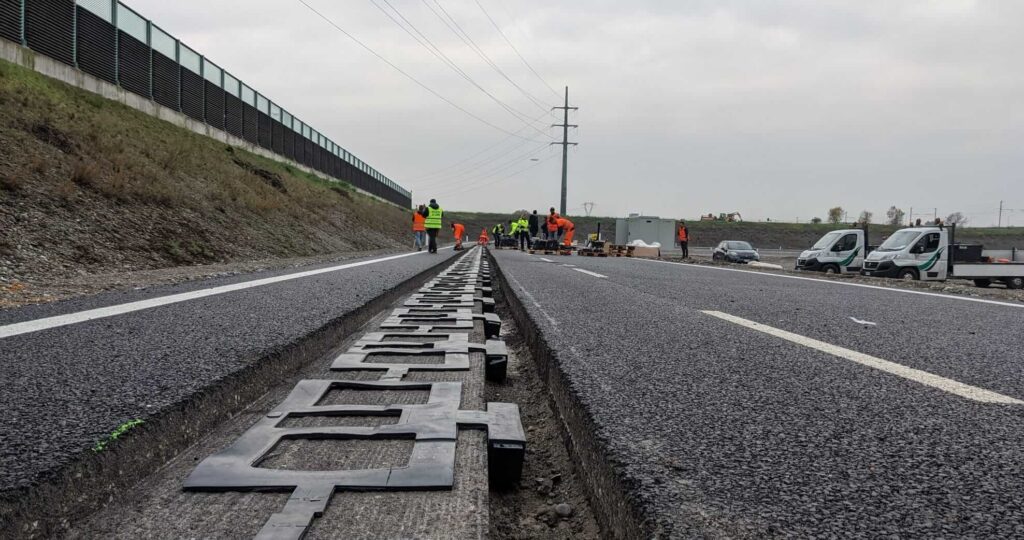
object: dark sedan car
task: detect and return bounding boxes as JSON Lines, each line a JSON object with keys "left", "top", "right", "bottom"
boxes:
{"left": 712, "top": 241, "right": 760, "bottom": 264}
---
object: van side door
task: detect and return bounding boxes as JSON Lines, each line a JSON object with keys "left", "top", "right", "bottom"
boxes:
{"left": 831, "top": 233, "right": 861, "bottom": 272}
{"left": 911, "top": 232, "right": 944, "bottom": 279}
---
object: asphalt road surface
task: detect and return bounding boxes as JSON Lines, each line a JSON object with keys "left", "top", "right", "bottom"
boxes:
{"left": 0, "top": 249, "right": 458, "bottom": 496}
{"left": 492, "top": 250, "right": 1024, "bottom": 538}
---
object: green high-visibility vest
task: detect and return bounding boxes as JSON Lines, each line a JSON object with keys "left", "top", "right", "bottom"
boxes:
{"left": 425, "top": 206, "right": 443, "bottom": 229}
{"left": 518, "top": 218, "right": 528, "bottom": 232}
{"left": 510, "top": 222, "right": 519, "bottom": 234}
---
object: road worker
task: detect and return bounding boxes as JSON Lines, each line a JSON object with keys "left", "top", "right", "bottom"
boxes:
{"left": 420, "top": 199, "right": 443, "bottom": 254}
{"left": 412, "top": 205, "right": 427, "bottom": 251}
{"left": 451, "top": 222, "right": 465, "bottom": 250}
{"left": 517, "top": 215, "right": 529, "bottom": 250}
{"left": 546, "top": 208, "right": 560, "bottom": 241}
{"left": 556, "top": 216, "right": 575, "bottom": 247}
{"left": 528, "top": 210, "right": 540, "bottom": 240}
{"left": 677, "top": 220, "right": 689, "bottom": 259}
{"left": 478, "top": 228, "right": 489, "bottom": 246}
{"left": 492, "top": 223, "right": 505, "bottom": 249}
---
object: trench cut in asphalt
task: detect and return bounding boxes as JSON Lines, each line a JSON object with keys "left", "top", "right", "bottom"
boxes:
{"left": 182, "top": 247, "right": 525, "bottom": 539}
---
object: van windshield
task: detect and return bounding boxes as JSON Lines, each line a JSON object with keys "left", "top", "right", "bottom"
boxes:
{"left": 811, "top": 232, "right": 842, "bottom": 250}
{"left": 876, "top": 231, "right": 920, "bottom": 252}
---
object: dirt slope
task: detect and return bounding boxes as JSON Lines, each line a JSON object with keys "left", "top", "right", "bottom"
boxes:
{"left": 0, "top": 58, "right": 409, "bottom": 305}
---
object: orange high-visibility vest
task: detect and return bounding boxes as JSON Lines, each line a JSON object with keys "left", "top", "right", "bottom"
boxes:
{"left": 413, "top": 212, "right": 426, "bottom": 232}
{"left": 556, "top": 217, "right": 574, "bottom": 231}
{"left": 677, "top": 226, "right": 688, "bottom": 242}
{"left": 547, "top": 213, "right": 560, "bottom": 232}
{"left": 453, "top": 223, "right": 465, "bottom": 238}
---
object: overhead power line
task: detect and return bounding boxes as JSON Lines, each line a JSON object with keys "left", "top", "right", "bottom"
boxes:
{"left": 432, "top": 148, "right": 561, "bottom": 199}
{"left": 367, "top": 0, "right": 550, "bottom": 139}
{"left": 411, "top": 109, "right": 552, "bottom": 185}
{"left": 425, "top": 0, "right": 553, "bottom": 113}
{"left": 417, "top": 142, "right": 551, "bottom": 194}
{"left": 473, "top": 0, "right": 562, "bottom": 100}
{"left": 412, "top": 135, "right": 545, "bottom": 188}
{"left": 407, "top": 110, "right": 552, "bottom": 183}
{"left": 296, "top": 0, "right": 542, "bottom": 142}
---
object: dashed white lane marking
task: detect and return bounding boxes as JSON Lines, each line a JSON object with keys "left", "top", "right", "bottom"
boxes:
{"left": 637, "top": 258, "right": 1024, "bottom": 309}
{"left": 0, "top": 249, "right": 450, "bottom": 340}
{"left": 849, "top": 317, "right": 877, "bottom": 326}
{"left": 573, "top": 268, "right": 608, "bottom": 279}
{"left": 703, "top": 310, "right": 1023, "bottom": 405}
{"left": 561, "top": 264, "right": 576, "bottom": 268}
{"left": 539, "top": 258, "right": 554, "bottom": 263}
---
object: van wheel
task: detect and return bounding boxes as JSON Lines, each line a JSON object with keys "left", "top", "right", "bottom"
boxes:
{"left": 897, "top": 268, "right": 919, "bottom": 281}
{"left": 1004, "top": 277, "right": 1024, "bottom": 290}
{"left": 974, "top": 279, "right": 992, "bottom": 288}
{"left": 822, "top": 264, "right": 840, "bottom": 274}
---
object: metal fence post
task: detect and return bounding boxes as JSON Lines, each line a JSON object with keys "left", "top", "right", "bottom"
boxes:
{"left": 145, "top": 19, "right": 152, "bottom": 98}
{"left": 112, "top": 0, "right": 118, "bottom": 85}
{"left": 200, "top": 55, "right": 206, "bottom": 125}
{"left": 220, "top": 69, "right": 225, "bottom": 125}
{"left": 174, "top": 38, "right": 181, "bottom": 111}
{"left": 19, "top": 0, "right": 25, "bottom": 46}
{"left": 72, "top": 0, "right": 78, "bottom": 66}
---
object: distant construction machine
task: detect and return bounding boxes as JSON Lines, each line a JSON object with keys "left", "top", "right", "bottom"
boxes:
{"left": 700, "top": 212, "right": 744, "bottom": 222}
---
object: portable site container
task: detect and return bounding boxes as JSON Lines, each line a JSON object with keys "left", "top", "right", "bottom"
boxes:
{"left": 615, "top": 215, "right": 677, "bottom": 248}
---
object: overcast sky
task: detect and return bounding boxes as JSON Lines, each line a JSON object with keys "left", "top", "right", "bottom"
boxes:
{"left": 130, "top": 0, "right": 1023, "bottom": 224}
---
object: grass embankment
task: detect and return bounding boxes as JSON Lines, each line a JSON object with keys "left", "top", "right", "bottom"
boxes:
{"left": 445, "top": 212, "right": 1024, "bottom": 249}
{"left": 0, "top": 57, "right": 408, "bottom": 286}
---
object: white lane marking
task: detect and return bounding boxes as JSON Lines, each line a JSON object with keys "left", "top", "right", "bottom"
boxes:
{"left": 539, "top": 258, "right": 554, "bottom": 263}
{"left": 637, "top": 258, "right": 1024, "bottom": 309}
{"left": 561, "top": 264, "right": 576, "bottom": 268}
{"left": 703, "top": 310, "right": 1023, "bottom": 405}
{"left": 0, "top": 249, "right": 449, "bottom": 340}
{"left": 504, "top": 271, "right": 559, "bottom": 327}
{"left": 849, "top": 317, "right": 877, "bottom": 326}
{"left": 574, "top": 268, "right": 607, "bottom": 279}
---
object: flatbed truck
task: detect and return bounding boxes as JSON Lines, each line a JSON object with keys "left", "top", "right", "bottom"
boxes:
{"left": 861, "top": 225, "right": 1024, "bottom": 289}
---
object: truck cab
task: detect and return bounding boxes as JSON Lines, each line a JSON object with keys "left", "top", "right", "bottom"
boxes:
{"left": 796, "top": 228, "right": 867, "bottom": 274}
{"left": 861, "top": 227, "right": 949, "bottom": 281}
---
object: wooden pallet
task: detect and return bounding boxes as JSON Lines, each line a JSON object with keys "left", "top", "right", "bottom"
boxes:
{"left": 607, "top": 245, "right": 636, "bottom": 257}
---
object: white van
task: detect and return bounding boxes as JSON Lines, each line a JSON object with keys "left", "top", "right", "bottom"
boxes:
{"left": 796, "top": 228, "right": 868, "bottom": 274}
{"left": 861, "top": 226, "right": 1024, "bottom": 289}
